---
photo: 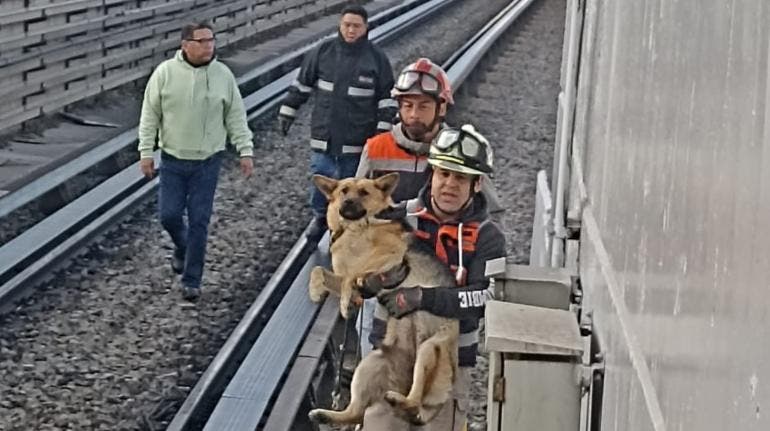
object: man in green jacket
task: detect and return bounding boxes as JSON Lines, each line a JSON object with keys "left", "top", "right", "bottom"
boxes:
{"left": 138, "top": 22, "right": 254, "bottom": 301}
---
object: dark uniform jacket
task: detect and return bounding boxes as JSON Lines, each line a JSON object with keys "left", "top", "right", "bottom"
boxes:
{"left": 371, "top": 186, "right": 507, "bottom": 367}
{"left": 279, "top": 32, "right": 396, "bottom": 156}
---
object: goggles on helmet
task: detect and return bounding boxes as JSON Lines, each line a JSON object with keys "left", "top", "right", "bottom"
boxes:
{"left": 429, "top": 126, "right": 493, "bottom": 175}
{"left": 434, "top": 129, "right": 483, "bottom": 158}
{"left": 394, "top": 71, "right": 442, "bottom": 97}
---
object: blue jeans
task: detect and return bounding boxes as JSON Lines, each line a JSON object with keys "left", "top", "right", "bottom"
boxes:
{"left": 158, "top": 151, "right": 223, "bottom": 289}
{"left": 309, "top": 151, "right": 360, "bottom": 219}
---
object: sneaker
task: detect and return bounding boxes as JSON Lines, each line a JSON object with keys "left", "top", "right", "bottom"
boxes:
{"left": 171, "top": 250, "right": 185, "bottom": 274}
{"left": 305, "top": 217, "right": 328, "bottom": 242}
{"left": 181, "top": 285, "right": 200, "bottom": 301}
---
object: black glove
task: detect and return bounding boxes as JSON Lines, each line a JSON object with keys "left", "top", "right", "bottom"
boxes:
{"left": 374, "top": 202, "right": 407, "bottom": 221}
{"left": 378, "top": 286, "right": 422, "bottom": 318}
{"left": 277, "top": 114, "right": 294, "bottom": 136}
{"left": 358, "top": 264, "right": 410, "bottom": 299}
{"left": 359, "top": 274, "right": 385, "bottom": 299}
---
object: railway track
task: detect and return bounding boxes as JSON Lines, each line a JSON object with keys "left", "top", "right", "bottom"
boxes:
{"left": 0, "top": 0, "right": 457, "bottom": 310}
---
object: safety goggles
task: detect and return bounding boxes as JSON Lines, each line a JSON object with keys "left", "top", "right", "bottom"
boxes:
{"left": 434, "top": 129, "right": 483, "bottom": 159}
{"left": 394, "top": 71, "right": 441, "bottom": 96}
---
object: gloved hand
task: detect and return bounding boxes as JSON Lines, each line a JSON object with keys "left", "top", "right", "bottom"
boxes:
{"left": 357, "top": 264, "right": 409, "bottom": 299}
{"left": 374, "top": 202, "right": 407, "bottom": 221}
{"left": 378, "top": 286, "right": 422, "bottom": 318}
{"left": 358, "top": 274, "right": 386, "bottom": 299}
{"left": 277, "top": 114, "right": 294, "bottom": 136}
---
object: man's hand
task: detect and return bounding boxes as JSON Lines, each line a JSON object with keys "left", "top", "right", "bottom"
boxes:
{"left": 277, "top": 114, "right": 294, "bottom": 136}
{"left": 240, "top": 156, "right": 254, "bottom": 177}
{"left": 140, "top": 158, "right": 155, "bottom": 178}
{"left": 358, "top": 264, "right": 410, "bottom": 299}
{"left": 374, "top": 202, "right": 407, "bottom": 221}
{"left": 378, "top": 287, "right": 422, "bottom": 318}
{"left": 357, "top": 274, "right": 384, "bottom": 299}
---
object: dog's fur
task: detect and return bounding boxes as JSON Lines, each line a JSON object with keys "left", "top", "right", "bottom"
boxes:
{"left": 308, "top": 173, "right": 406, "bottom": 319}
{"left": 307, "top": 173, "right": 459, "bottom": 426}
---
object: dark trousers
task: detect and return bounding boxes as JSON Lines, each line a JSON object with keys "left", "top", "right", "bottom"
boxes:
{"left": 158, "top": 151, "right": 223, "bottom": 289}
{"left": 309, "top": 151, "right": 360, "bottom": 220}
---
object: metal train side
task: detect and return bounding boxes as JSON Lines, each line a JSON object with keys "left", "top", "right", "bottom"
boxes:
{"left": 542, "top": 0, "right": 770, "bottom": 430}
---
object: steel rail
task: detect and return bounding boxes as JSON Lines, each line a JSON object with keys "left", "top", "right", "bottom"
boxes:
{"left": 0, "top": 0, "right": 446, "bottom": 309}
{"left": 195, "top": 1, "right": 541, "bottom": 430}
{"left": 446, "top": 0, "right": 537, "bottom": 88}
{"left": 0, "top": 0, "right": 430, "bottom": 221}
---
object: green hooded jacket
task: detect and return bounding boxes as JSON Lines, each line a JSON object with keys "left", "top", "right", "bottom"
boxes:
{"left": 138, "top": 50, "right": 253, "bottom": 160}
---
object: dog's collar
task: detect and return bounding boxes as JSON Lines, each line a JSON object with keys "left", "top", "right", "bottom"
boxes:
{"left": 330, "top": 228, "right": 344, "bottom": 245}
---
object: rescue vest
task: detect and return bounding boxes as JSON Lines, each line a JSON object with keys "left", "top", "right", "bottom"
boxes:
{"left": 365, "top": 132, "right": 432, "bottom": 202}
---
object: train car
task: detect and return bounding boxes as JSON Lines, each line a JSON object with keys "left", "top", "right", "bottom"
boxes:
{"left": 489, "top": 0, "right": 770, "bottom": 430}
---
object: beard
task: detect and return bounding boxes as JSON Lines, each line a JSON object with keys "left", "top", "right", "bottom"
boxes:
{"left": 402, "top": 121, "right": 432, "bottom": 141}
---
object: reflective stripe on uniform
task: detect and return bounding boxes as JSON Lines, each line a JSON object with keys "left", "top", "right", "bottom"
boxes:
{"left": 279, "top": 105, "right": 297, "bottom": 117}
{"left": 377, "top": 121, "right": 393, "bottom": 131}
{"left": 342, "top": 145, "right": 364, "bottom": 154}
{"left": 406, "top": 198, "right": 422, "bottom": 213}
{"left": 292, "top": 79, "right": 312, "bottom": 93}
{"left": 369, "top": 158, "right": 426, "bottom": 172}
{"left": 348, "top": 86, "right": 375, "bottom": 97}
{"left": 404, "top": 198, "right": 422, "bottom": 228}
{"left": 309, "top": 141, "right": 361, "bottom": 153}
{"left": 317, "top": 79, "right": 334, "bottom": 92}
{"left": 458, "top": 331, "right": 479, "bottom": 347}
{"left": 378, "top": 98, "right": 398, "bottom": 109}
{"left": 310, "top": 139, "right": 327, "bottom": 151}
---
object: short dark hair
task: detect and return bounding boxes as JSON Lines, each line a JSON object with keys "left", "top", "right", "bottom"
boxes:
{"left": 341, "top": 5, "right": 368, "bottom": 22}
{"left": 181, "top": 22, "right": 213, "bottom": 40}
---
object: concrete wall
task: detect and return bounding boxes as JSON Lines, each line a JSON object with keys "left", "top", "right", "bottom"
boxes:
{"left": 568, "top": 0, "right": 770, "bottom": 429}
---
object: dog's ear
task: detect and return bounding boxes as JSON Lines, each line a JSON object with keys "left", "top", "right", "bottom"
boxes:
{"left": 312, "top": 175, "right": 338, "bottom": 199}
{"left": 374, "top": 172, "right": 399, "bottom": 197}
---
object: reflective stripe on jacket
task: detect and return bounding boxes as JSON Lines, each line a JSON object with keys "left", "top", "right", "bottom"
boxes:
{"left": 279, "top": 33, "right": 396, "bottom": 155}
{"left": 356, "top": 127, "right": 431, "bottom": 202}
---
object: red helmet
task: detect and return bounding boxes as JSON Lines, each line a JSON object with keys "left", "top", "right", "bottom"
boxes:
{"left": 391, "top": 58, "right": 454, "bottom": 105}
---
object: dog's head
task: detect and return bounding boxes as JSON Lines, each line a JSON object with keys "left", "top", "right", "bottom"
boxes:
{"left": 313, "top": 173, "right": 399, "bottom": 229}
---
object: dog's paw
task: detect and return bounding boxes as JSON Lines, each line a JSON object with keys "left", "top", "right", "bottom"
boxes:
{"left": 355, "top": 276, "right": 366, "bottom": 289}
{"left": 309, "top": 267, "right": 327, "bottom": 302}
{"left": 384, "top": 390, "right": 408, "bottom": 407}
{"left": 385, "top": 391, "right": 422, "bottom": 422}
{"left": 308, "top": 409, "right": 331, "bottom": 424}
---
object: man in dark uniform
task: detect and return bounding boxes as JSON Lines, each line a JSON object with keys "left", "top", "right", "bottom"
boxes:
{"left": 360, "top": 124, "right": 507, "bottom": 430}
{"left": 277, "top": 5, "right": 396, "bottom": 239}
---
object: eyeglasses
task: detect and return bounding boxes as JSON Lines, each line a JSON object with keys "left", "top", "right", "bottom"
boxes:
{"left": 434, "top": 129, "right": 482, "bottom": 159}
{"left": 394, "top": 71, "right": 441, "bottom": 96}
{"left": 186, "top": 37, "right": 215, "bottom": 44}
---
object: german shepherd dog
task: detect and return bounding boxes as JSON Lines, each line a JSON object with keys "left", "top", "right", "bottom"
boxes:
{"left": 307, "top": 173, "right": 459, "bottom": 426}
